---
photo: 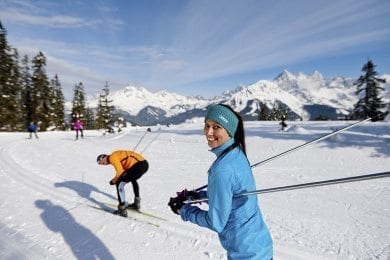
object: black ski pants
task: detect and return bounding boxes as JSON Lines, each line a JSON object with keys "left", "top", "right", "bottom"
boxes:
{"left": 115, "top": 160, "right": 148, "bottom": 204}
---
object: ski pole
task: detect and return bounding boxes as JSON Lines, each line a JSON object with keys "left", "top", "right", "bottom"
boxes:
{"left": 195, "top": 117, "right": 372, "bottom": 192}
{"left": 186, "top": 171, "right": 390, "bottom": 204}
{"left": 140, "top": 129, "right": 162, "bottom": 154}
{"left": 250, "top": 117, "right": 372, "bottom": 168}
{"left": 133, "top": 127, "right": 151, "bottom": 151}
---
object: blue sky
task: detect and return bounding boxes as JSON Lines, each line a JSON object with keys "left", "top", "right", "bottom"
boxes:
{"left": 1, "top": 0, "right": 389, "bottom": 101}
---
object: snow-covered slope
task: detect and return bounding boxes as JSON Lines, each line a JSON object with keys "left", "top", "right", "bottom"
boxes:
{"left": 0, "top": 121, "right": 389, "bottom": 259}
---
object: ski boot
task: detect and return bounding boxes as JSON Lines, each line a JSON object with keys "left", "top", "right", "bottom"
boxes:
{"left": 127, "top": 197, "right": 141, "bottom": 211}
{"left": 114, "top": 204, "right": 128, "bottom": 217}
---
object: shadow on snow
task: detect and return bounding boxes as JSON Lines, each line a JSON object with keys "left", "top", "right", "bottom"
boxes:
{"left": 35, "top": 199, "right": 115, "bottom": 260}
{"left": 54, "top": 180, "right": 117, "bottom": 212}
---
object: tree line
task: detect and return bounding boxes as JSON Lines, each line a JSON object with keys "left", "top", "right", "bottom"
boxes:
{"left": 0, "top": 20, "right": 388, "bottom": 132}
{"left": 0, "top": 20, "right": 118, "bottom": 132}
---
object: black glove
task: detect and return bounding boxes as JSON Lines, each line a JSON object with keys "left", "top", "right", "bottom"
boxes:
{"left": 168, "top": 189, "right": 200, "bottom": 215}
{"left": 109, "top": 179, "right": 115, "bottom": 185}
{"left": 168, "top": 196, "right": 184, "bottom": 215}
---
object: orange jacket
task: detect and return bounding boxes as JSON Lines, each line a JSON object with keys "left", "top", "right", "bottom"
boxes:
{"left": 108, "top": 150, "right": 145, "bottom": 184}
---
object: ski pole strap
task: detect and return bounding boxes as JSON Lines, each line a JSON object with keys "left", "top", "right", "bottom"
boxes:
{"left": 185, "top": 171, "right": 390, "bottom": 204}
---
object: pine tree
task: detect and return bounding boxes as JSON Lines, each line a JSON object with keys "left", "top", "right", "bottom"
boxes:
{"left": 258, "top": 103, "right": 270, "bottom": 120}
{"left": 0, "top": 20, "right": 19, "bottom": 131}
{"left": 83, "top": 107, "right": 95, "bottom": 130}
{"left": 96, "top": 82, "right": 114, "bottom": 131}
{"left": 71, "top": 82, "right": 87, "bottom": 125}
{"left": 50, "top": 74, "right": 66, "bottom": 130}
{"left": 352, "top": 60, "right": 387, "bottom": 121}
{"left": 270, "top": 102, "right": 286, "bottom": 121}
{"left": 31, "top": 51, "right": 53, "bottom": 131}
{"left": 20, "top": 54, "right": 34, "bottom": 128}
{"left": 10, "top": 48, "right": 23, "bottom": 129}
{"left": 4, "top": 47, "right": 23, "bottom": 130}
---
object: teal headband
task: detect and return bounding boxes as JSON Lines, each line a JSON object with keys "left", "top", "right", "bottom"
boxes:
{"left": 205, "top": 105, "right": 239, "bottom": 137}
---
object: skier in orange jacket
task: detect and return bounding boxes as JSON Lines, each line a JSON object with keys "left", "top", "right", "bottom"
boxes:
{"left": 97, "top": 150, "right": 149, "bottom": 217}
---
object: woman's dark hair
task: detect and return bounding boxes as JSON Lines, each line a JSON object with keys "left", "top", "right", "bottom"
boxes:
{"left": 219, "top": 104, "right": 246, "bottom": 155}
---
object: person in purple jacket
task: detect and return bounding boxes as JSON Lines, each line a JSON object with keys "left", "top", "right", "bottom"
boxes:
{"left": 169, "top": 104, "right": 273, "bottom": 259}
{"left": 73, "top": 119, "right": 84, "bottom": 140}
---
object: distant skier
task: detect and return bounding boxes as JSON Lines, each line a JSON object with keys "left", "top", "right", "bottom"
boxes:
{"left": 279, "top": 116, "right": 288, "bottom": 131}
{"left": 168, "top": 104, "right": 273, "bottom": 259}
{"left": 96, "top": 150, "right": 149, "bottom": 217}
{"left": 73, "top": 119, "right": 84, "bottom": 140}
{"left": 27, "top": 122, "right": 39, "bottom": 139}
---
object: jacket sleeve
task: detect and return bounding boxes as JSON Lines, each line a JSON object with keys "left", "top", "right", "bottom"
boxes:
{"left": 109, "top": 154, "right": 125, "bottom": 181}
{"left": 180, "top": 163, "right": 234, "bottom": 233}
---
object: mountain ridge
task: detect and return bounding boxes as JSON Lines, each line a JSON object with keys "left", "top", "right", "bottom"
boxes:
{"left": 83, "top": 70, "right": 389, "bottom": 125}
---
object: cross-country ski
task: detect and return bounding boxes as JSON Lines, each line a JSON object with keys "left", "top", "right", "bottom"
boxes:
{"left": 103, "top": 202, "right": 168, "bottom": 221}
{"left": 86, "top": 204, "right": 161, "bottom": 227}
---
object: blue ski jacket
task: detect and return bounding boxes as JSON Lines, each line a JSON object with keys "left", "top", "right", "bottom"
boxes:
{"left": 180, "top": 138, "right": 273, "bottom": 259}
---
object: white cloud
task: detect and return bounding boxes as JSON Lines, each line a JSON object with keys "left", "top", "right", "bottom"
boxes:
{"left": 1, "top": 0, "right": 389, "bottom": 98}
{"left": 0, "top": 9, "right": 101, "bottom": 28}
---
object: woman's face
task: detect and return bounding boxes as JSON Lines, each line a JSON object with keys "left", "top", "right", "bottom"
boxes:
{"left": 203, "top": 119, "right": 231, "bottom": 148}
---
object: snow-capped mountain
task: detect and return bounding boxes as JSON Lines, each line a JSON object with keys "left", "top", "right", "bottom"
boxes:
{"left": 89, "top": 86, "right": 210, "bottom": 117}
{"left": 86, "top": 70, "right": 389, "bottom": 125}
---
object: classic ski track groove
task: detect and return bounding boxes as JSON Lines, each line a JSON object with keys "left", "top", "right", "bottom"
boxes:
{"left": 0, "top": 139, "right": 83, "bottom": 205}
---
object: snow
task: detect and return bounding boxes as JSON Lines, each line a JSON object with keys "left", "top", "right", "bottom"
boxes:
{"left": 0, "top": 120, "right": 389, "bottom": 259}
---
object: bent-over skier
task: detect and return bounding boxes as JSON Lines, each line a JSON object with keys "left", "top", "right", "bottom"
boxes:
{"left": 97, "top": 150, "right": 149, "bottom": 217}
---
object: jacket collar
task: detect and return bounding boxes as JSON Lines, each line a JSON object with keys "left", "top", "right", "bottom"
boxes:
{"left": 210, "top": 138, "right": 235, "bottom": 157}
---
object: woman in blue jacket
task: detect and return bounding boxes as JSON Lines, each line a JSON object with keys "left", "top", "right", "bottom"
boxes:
{"left": 171, "top": 104, "right": 273, "bottom": 259}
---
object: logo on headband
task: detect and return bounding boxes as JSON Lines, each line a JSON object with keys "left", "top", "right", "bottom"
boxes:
{"left": 219, "top": 115, "right": 228, "bottom": 123}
